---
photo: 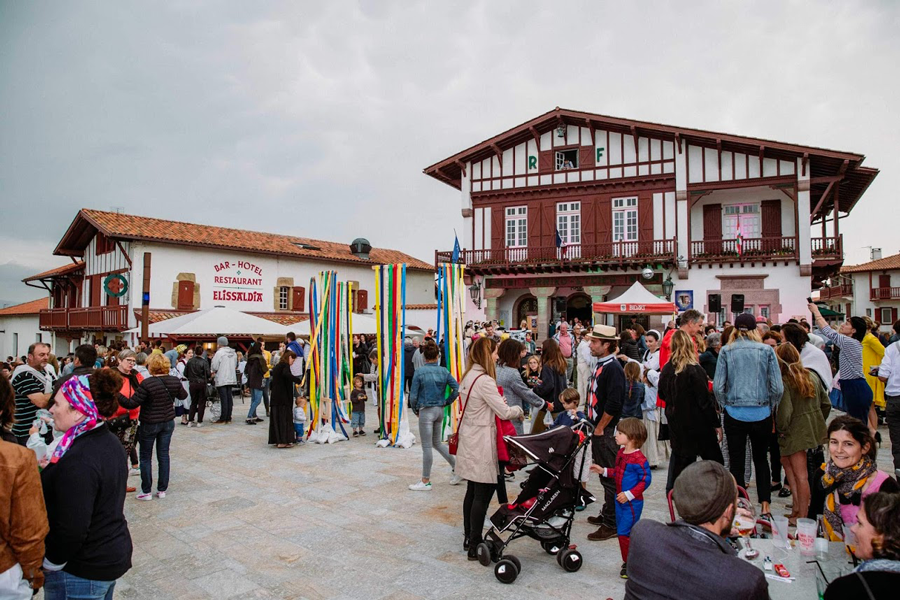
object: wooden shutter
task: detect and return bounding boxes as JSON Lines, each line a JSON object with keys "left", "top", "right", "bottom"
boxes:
{"left": 541, "top": 204, "right": 556, "bottom": 251}
{"left": 703, "top": 203, "right": 722, "bottom": 255}
{"left": 638, "top": 194, "right": 653, "bottom": 253}
{"left": 357, "top": 290, "right": 368, "bottom": 312}
{"left": 177, "top": 280, "right": 194, "bottom": 311}
{"left": 491, "top": 207, "right": 505, "bottom": 257}
{"left": 581, "top": 198, "right": 596, "bottom": 249}
{"left": 597, "top": 198, "right": 612, "bottom": 246}
{"left": 528, "top": 201, "right": 541, "bottom": 260}
{"left": 91, "top": 275, "right": 102, "bottom": 307}
{"left": 579, "top": 146, "right": 594, "bottom": 170}
{"left": 291, "top": 286, "right": 305, "bottom": 312}
{"left": 761, "top": 199, "right": 782, "bottom": 252}
{"left": 892, "top": 307, "right": 898, "bottom": 324}
{"left": 539, "top": 149, "right": 553, "bottom": 173}
{"left": 879, "top": 274, "right": 891, "bottom": 289}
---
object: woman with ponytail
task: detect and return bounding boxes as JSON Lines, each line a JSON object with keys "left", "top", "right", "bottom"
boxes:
{"left": 774, "top": 343, "right": 831, "bottom": 523}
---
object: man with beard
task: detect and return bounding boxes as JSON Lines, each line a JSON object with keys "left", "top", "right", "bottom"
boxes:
{"left": 624, "top": 461, "right": 768, "bottom": 599}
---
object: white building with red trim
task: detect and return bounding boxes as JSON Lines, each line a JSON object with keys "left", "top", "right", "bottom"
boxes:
{"left": 425, "top": 107, "right": 878, "bottom": 337}
{"left": 25, "top": 209, "right": 435, "bottom": 355}
{"left": 0, "top": 298, "right": 53, "bottom": 360}
{"left": 819, "top": 252, "right": 900, "bottom": 331}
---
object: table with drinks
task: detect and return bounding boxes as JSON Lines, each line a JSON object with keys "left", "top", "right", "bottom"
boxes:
{"left": 734, "top": 514, "right": 858, "bottom": 600}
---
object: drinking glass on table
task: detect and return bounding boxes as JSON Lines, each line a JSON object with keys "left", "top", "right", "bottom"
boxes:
{"left": 842, "top": 524, "right": 858, "bottom": 566}
{"left": 733, "top": 497, "right": 759, "bottom": 559}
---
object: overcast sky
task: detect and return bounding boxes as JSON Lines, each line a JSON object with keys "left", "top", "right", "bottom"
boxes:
{"left": 1, "top": 0, "right": 898, "bottom": 307}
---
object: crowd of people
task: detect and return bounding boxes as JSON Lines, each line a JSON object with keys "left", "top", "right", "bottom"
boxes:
{"left": 2, "top": 307, "right": 900, "bottom": 598}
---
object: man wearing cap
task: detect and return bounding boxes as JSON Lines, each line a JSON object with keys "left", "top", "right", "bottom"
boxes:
{"left": 210, "top": 336, "right": 237, "bottom": 424}
{"left": 583, "top": 324, "right": 626, "bottom": 542}
{"left": 625, "top": 461, "right": 769, "bottom": 599}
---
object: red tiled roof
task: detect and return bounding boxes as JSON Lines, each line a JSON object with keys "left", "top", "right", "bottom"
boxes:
{"left": 137, "top": 310, "right": 308, "bottom": 326}
{"left": 840, "top": 252, "right": 900, "bottom": 273}
{"left": 0, "top": 297, "right": 49, "bottom": 316}
{"left": 56, "top": 209, "right": 433, "bottom": 272}
{"left": 22, "top": 262, "right": 85, "bottom": 282}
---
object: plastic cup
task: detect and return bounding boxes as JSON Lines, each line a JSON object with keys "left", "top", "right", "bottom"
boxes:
{"left": 772, "top": 516, "right": 790, "bottom": 549}
{"left": 797, "top": 518, "right": 816, "bottom": 556}
{"left": 842, "top": 524, "right": 857, "bottom": 558}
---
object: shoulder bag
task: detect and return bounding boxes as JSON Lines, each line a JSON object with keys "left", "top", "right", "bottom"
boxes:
{"left": 448, "top": 373, "right": 484, "bottom": 456}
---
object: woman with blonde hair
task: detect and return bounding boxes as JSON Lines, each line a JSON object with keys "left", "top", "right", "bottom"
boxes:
{"left": 774, "top": 343, "right": 831, "bottom": 523}
{"left": 659, "top": 329, "right": 723, "bottom": 491}
{"left": 713, "top": 313, "right": 783, "bottom": 517}
{"left": 455, "top": 337, "right": 524, "bottom": 559}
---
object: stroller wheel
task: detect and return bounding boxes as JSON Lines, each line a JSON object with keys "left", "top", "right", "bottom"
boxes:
{"left": 475, "top": 542, "right": 492, "bottom": 567}
{"left": 557, "top": 548, "right": 583, "bottom": 573}
{"left": 505, "top": 554, "right": 521, "bottom": 572}
{"left": 494, "top": 559, "right": 519, "bottom": 584}
{"left": 541, "top": 541, "right": 561, "bottom": 555}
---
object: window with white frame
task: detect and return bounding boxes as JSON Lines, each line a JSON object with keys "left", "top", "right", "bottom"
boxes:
{"left": 278, "top": 286, "right": 290, "bottom": 310}
{"left": 556, "top": 202, "right": 581, "bottom": 245}
{"left": 612, "top": 197, "right": 638, "bottom": 242}
{"left": 555, "top": 149, "right": 578, "bottom": 170}
{"left": 759, "top": 305, "right": 770, "bottom": 319}
{"left": 723, "top": 203, "right": 760, "bottom": 240}
{"left": 505, "top": 206, "right": 527, "bottom": 247}
{"left": 880, "top": 307, "right": 892, "bottom": 324}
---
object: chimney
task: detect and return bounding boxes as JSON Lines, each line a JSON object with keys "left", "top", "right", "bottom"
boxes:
{"left": 350, "top": 238, "right": 372, "bottom": 260}
{"left": 872, "top": 248, "right": 882, "bottom": 261}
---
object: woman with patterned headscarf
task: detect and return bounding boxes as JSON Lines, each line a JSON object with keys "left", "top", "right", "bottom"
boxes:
{"left": 41, "top": 371, "right": 133, "bottom": 600}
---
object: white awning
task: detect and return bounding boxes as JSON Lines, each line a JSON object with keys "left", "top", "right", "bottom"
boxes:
{"left": 126, "top": 306, "right": 294, "bottom": 337}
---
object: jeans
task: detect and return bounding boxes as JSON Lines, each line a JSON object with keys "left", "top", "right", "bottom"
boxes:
{"left": 262, "top": 378, "right": 271, "bottom": 414}
{"left": 463, "top": 481, "right": 496, "bottom": 545}
{"left": 248, "top": 388, "right": 263, "bottom": 419}
{"left": 351, "top": 411, "right": 366, "bottom": 429}
{"left": 293, "top": 423, "right": 305, "bottom": 441}
{"left": 724, "top": 412, "right": 773, "bottom": 504}
{"left": 188, "top": 382, "right": 207, "bottom": 423}
{"left": 591, "top": 429, "right": 618, "bottom": 529}
{"left": 217, "top": 385, "right": 233, "bottom": 421}
{"left": 418, "top": 406, "right": 455, "bottom": 479}
{"left": 769, "top": 430, "right": 782, "bottom": 483}
{"left": 885, "top": 395, "right": 900, "bottom": 473}
{"left": 138, "top": 419, "right": 175, "bottom": 494}
{"left": 43, "top": 569, "right": 116, "bottom": 600}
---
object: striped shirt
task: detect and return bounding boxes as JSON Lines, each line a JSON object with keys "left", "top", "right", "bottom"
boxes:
{"left": 11, "top": 370, "right": 47, "bottom": 438}
{"left": 820, "top": 325, "right": 864, "bottom": 380}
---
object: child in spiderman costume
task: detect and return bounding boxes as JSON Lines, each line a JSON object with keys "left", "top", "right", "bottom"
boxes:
{"left": 590, "top": 417, "right": 651, "bottom": 579}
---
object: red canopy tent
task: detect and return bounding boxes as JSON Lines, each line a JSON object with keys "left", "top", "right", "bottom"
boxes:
{"left": 593, "top": 281, "right": 676, "bottom": 314}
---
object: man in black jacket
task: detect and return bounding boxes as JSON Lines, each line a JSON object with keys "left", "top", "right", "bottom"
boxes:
{"left": 625, "top": 461, "right": 768, "bottom": 600}
{"left": 583, "top": 324, "right": 626, "bottom": 542}
{"left": 52, "top": 344, "right": 97, "bottom": 398}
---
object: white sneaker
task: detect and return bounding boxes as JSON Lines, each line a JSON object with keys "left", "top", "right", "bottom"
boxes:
{"left": 408, "top": 481, "right": 432, "bottom": 491}
{"left": 156, "top": 491, "right": 166, "bottom": 499}
{"left": 449, "top": 472, "right": 463, "bottom": 486}
{"left": 136, "top": 493, "right": 152, "bottom": 501}
{"left": 195, "top": 422, "right": 203, "bottom": 428}
{"left": 129, "top": 467, "right": 140, "bottom": 476}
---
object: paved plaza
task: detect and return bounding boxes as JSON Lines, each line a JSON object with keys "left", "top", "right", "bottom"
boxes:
{"left": 44, "top": 401, "right": 894, "bottom": 600}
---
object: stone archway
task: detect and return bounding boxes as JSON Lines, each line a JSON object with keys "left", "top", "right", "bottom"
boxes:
{"left": 566, "top": 292, "right": 592, "bottom": 326}
{"left": 513, "top": 293, "right": 538, "bottom": 330}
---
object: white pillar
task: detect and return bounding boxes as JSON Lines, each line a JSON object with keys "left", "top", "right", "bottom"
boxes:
{"left": 797, "top": 157, "right": 812, "bottom": 272}
{"left": 674, "top": 139, "right": 689, "bottom": 279}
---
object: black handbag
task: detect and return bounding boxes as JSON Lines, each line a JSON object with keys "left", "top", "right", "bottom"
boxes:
{"left": 107, "top": 413, "right": 132, "bottom": 433}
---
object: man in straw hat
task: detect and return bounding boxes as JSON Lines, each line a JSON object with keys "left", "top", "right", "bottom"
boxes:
{"left": 583, "top": 324, "right": 627, "bottom": 542}
{"left": 624, "top": 461, "right": 768, "bottom": 599}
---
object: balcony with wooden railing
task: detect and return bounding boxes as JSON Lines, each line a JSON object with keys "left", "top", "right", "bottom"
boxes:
{"left": 39, "top": 305, "right": 129, "bottom": 331}
{"left": 811, "top": 236, "right": 843, "bottom": 263}
{"left": 690, "top": 236, "right": 798, "bottom": 263}
{"left": 435, "top": 239, "right": 677, "bottom": 273}
{"left": 819, "top": 283, "right": 853, "bottom": 300}
{"left": 871, "top": 287, "right": 900, "bottom": 301}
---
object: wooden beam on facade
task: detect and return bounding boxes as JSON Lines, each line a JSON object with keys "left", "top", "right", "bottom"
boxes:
{"left": 585, "top": 118, "right": 595, "bottom": 146}
{"left": 630, "top": 125, "right": 639, "bottom": 156}
{"left": 490, "top": 143, "right": 503, "bottom": 168}
{"left": 528, "top": 126, "right": 541, "bottom": 147}
{"left": 454, "top": 160, "right": 467, "bottom": 177}
{"left": 802, "top": 152, "right": 809, "bottom": 177}
{"left": 674, "top": 132, "right": 682, "bottom": 154}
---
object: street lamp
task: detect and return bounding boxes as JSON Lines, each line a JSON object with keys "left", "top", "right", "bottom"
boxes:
{"left": 662, "top": 275, "right": 674, "bottom": 301}
{"left": 468, "top": 281, "right": 482, "bottom": 309}
{"left": 556, "top": 122, "right": 566, "bottom": 138}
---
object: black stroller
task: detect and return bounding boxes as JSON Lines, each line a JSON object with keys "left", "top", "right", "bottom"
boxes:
{"left": 474, "top": 420, "right": 595, "bottom": 584}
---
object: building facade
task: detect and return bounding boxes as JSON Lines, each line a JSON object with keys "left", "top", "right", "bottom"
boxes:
{"left": 0, "top": 298, "right": 54, "bottom": 360}
{"left": 819, "top": 252, "right": 900, "bottom": 332}
{"left": 27, "top": 209, "right": 435, "bottom": 355}
{"left": 425, "top": 108, "right": 878, "bottom": 338}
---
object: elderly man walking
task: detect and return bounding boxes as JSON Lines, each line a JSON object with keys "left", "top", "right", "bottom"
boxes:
{"left": 553, "top": 322, "right": 577, "bottom": 383}
{"left": 210, "top": 336, "right": 237, "bottom": 424}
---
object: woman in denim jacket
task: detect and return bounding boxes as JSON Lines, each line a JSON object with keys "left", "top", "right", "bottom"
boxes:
{"left": 408, "top": 341, "right": 461, "bottom": 491}
{"left": 495, "top": 339, "right": 548, "bottom": 435}
{"left": 713, "top": 312, "right": 784, "bottom": 517}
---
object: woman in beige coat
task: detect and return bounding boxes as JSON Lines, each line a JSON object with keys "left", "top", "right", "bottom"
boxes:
{"left": 456, "top": 337, "right": 524, "bottom": 559}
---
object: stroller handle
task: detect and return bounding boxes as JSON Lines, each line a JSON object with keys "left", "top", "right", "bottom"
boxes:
{"left": 574, "top": 418, "right": 595, "bottom": 437}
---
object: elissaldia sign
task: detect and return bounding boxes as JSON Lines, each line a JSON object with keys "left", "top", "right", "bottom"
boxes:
{"left": 212, "top": 260, "right": 264, "bottom": 303}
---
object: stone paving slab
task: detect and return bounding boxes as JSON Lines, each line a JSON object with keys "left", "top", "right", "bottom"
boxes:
{"left": 34, "top": 401, "right": 894, "bottom": 599}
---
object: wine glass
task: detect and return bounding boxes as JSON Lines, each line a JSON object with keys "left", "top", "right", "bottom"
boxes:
{"left": 734, "top": 497, "right": 759, "bottom": 559}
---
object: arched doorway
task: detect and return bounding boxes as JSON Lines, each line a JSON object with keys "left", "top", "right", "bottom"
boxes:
{"left": 566, "top": 292, "right": 592, "bottom": 326}
{"left": 514, "top": 294, "right": 537, "bottom": 330}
